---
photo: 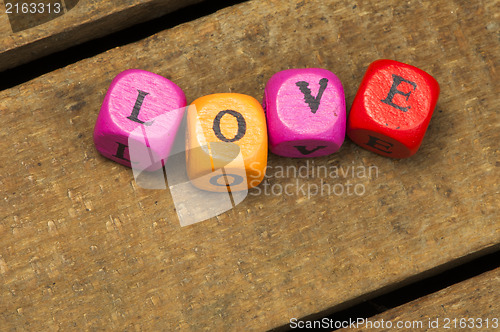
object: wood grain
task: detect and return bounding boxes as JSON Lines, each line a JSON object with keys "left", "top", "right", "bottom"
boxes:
{"left": 0, "top": 0, "right": 204, "bottom": 72}
{"left": 342, "top": 268, "right": 500, "bottom": 331}
{"left": 0, "top": 0, "right": 498, "bottom": 330}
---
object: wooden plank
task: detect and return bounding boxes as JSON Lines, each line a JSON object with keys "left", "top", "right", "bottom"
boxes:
{"left": 0, "top": 0, "right": 498, "bottom": 330}
{"left": 342, "top": 268, "right": 500, "bottom": 331}
{"left": 0, "top": 0, "right": 204, "bottom": 72}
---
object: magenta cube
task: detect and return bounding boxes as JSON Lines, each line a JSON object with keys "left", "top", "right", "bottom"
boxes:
{"left": 263, "top": 68, "right": 346, "bottom": 157}
{"left": 93, "top": 69, "right": 186, "bottom": 170}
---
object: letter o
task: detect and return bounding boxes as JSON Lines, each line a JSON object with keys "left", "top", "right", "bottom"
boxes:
{"left": 212, "top": 110, "right": 247, "bottom": 142}
{"left": 209, "top": 173, "right": 244, "bottom": 187}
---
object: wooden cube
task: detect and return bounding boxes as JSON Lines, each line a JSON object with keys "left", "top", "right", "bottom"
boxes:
{"left": 186, "top": 93, "right": 267, "bottom": 192}
{"left": 263, "top": 68, "right": 346, "bottom": 157}
{"left": 347, "top": 59, "right": 440, "bottom": 158}
{"left": 93, "top": 69, "right": 186, "bottom": 170}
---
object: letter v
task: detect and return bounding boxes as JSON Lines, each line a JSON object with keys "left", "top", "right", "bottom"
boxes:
{"left": 294, "top": 146, "right": 327, "bottom": 155}
{"left": 295, "top": 78, "right": 328, "bottom": 114}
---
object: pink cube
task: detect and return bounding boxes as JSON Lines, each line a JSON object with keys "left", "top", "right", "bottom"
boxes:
{"left": 93, "top": 69, "right": 186, "bottom": 170}
{"left": 263, "top": 68, "right": 346, "bottom": 157}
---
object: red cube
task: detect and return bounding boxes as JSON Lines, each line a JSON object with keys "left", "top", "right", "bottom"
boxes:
{"left": 347, "top": 59, "right": 440, "bottom": 158}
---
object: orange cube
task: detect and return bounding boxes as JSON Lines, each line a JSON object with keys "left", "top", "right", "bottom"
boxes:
{"left": 186, "top": 93, "right": 268, "bottom": 192}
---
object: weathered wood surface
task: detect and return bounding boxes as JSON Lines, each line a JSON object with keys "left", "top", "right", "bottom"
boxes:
{"left": 0, "top": 0, "right": 498, "bottom": 330}
{"left": 0, "top": 0, "right": 204, "bottom": 72}
{"left": 342, "top": 268, "right": 500, "bottom": 331}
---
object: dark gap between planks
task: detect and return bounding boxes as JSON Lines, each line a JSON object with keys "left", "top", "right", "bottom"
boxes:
{"left": 272, "top": 248, "right": 500, "bottom": 331}
{"left": 0, "top": 0, "right": 248, "bottom": 90}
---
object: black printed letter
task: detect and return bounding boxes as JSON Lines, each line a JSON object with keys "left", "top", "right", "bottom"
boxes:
{"left": 380, "top": 75, "right": 417, "bottom": 112}
{"left": 212, "top": 110, "right": 247, "bottom": 142}
{"left": 127, "top": 90, "right": 152, "bottom": 125}
{"left": 365, "top": 136, "right": 393, "bottom": 154}
{"left": 112, "top": 142, "right": 130, "bottom": 161}
{"left": 293, "top": 146, "right": 327, "bottom": 155}
{"left": 296, "top": 78, "right": 328, "bottom": 114}
{"left": 210, "top": 173, "right": 244, "bottom": 187}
